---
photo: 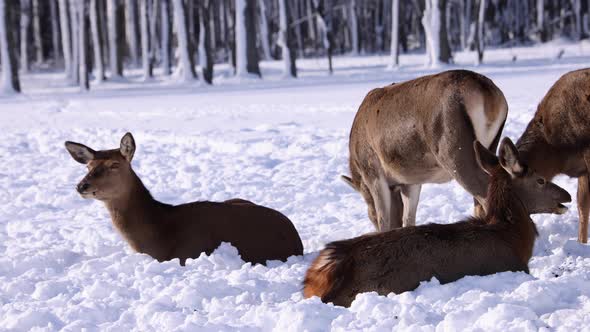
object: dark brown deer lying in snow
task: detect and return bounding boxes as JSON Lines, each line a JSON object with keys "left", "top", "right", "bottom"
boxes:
{"left": 516, "top": 68, "right": 590, "bottom": 243}
{"left": 343, "top": 70, "right": 508, "bottom": 231}
{"left": 304, "top": 138, "right": 570, "bottom": 307}
{"left": 65, "top": 133, "right": 303, "bottom": 265}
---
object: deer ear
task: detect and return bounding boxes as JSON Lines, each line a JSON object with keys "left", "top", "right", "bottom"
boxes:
{"left": 120, "top": 132, "right": 136, "bottom": 162}
{"left": 498, "top": 137, "right": 524, "bottom": 176}
{"left": 65, "top": 141, "right": 95, "bottom": 164}
{"left": 474, "top": 140, "right": 498, "bottom": 175}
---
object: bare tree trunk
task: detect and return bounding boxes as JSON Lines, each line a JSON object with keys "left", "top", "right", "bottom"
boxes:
{"left": 149, "top": 0, "right": 159, "bottom": 64}
{"left": 107, "top": 0, "right": 122, "bottom": 77}
{"left": 537, "top": 0, "right": 546, "bottom": 41}
{"left": 225, "top": 0, "right": 235, "bottom": 70}
{"left": 236, "top": 0, "right": 260, "bottom": 77}
{"left": 125, "top": 0, "right": 139, "bottom": 66}
{"left": 476, "top": 0, "right": 486, "bottom": 64}
{"left": 257, "top": 0, "right": 271, "bottom": 60}
{"left": 50, "top": 0, "right": 61, "bottom": 61}
{"left": 20, "top": 0, "right": 30, "bottom": 73}
{"left": 1, "top": 0, "right": 21, "bottom": 93}
{"left": 90, "top": 0, "right": 104, "bottom": 82}
{"left": 278, "top": 0, "right": 296, "bottom": 77}
{"left": 459, "top": 0, "right": 465, "bottom": 49}
{"left": 349, "top": 0, "right": 358, "bottom": 54}
{"left": 199, "top": 0, "right": 213, "bottom": 83}
{"left": 32, "top": 0, "right": 43, "bottom": 64}
{"left": 391, "top": 0, "right": 399, "bottom": 67}
{"left": 306, "top": 0, "right": 316, "bottom": 42}
{"left": 160, "top": 0, "right": 171, "bottom": 75}
{"left": 438, "top": 0, "right": 451, "bottom": 63}
{"left": 78, "top": 0, "right": 89, "bottom": 90}
{"left": 422, "top": 0, "right": 439, "bottom": 67}
{"left": 69, "top": 0, "right": 79, "bottom": 83}
{"left": 172, "top": 0, "right": 196, "bottom": 81}
{"left": 58, "top": 0, "right": 72, "bottom": 78}
{"left": 139, "top": 0, "right": 152, "bottom": 79}
{"left": 291, "top": 0, "right": 303, "bottom": 57}
{"left": 571, "top": 0, "right": 582, "bottom": 40}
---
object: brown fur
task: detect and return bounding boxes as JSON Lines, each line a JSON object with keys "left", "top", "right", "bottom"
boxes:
{"left": 516, "top": 68, "right": 590, "bottom": 242}
{"left": 346, "top": 70, "right": 508, "bottom": 231}
{"left": 65, "top": 133, "right": 304, "bottom": 265}
{"left": 304, "top": 139, "right": 570, "bottom": 307}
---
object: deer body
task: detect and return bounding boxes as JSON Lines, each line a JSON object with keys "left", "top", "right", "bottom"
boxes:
{"left": 66, "top": 134, "right": 303, "bottom": 265}
{"left": 344, "top": 70, "right": 508, "bottom": 231}
{"left": 516, "top": 68, "right": 590, "bottom": 243}
{"left": 304, "top": 138, "right": 570, "bottom": 307}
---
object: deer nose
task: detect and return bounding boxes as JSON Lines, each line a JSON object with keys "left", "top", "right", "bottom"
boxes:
{"left": 77, "top": 182, "right": 90, "bottom": 193}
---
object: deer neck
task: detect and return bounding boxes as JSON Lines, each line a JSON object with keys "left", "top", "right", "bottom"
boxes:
{"left": 104, "top": 169, "right": 163, "bottom": 253}
{"left": 516, "top": 120, "right": 561, "bottom": 180}
{"left": 486, "top": 170, "right": 537, "bottom": 263}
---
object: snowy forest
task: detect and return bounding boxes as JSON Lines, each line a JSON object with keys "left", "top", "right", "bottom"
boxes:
{"left": 0, "top": 0, "right": 588, "bottom": 93}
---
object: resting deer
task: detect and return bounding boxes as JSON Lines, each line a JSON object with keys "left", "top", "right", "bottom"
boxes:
{"left": 304, "top": 138, "right": 571, "bottom": 307}
{"left": 65, "top": 133, "right": 304, "bottom": 265}
{"left": 516, "top": 68, "right": 590, "bottom": 243}
{"left": 343, "top": 70, "right": 508, "bottom": 231}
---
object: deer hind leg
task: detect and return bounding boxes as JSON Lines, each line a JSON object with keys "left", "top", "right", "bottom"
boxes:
{"left": 400, "top": 184, "right": 421, "bottom": 227}
{"left": 434, "top": 106, "right": 490, "bottom": 214}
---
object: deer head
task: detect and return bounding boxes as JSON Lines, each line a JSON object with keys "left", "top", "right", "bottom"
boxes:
{"left": 474, "top": 137, "right": 571, "bottom": 215}
{"left": 65, "top": 133, "right": 137, "bottom": 201}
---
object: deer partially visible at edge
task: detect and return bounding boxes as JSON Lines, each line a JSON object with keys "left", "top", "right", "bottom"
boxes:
{"left": 304, "top": 138, "right": 570, "bottom": 307}
{"left": 516, "top": 68, "right": 590, "bottom": 243}
{"left": 65, "top": 133, "right": 303, "bottom": 265}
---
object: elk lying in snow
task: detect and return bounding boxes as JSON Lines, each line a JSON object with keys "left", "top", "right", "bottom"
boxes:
{"left": 516, "top": 68, "right": 590, "bottom": 243}
{"left": 304, "top": 138, "right": 571, "bottom": 307}
{"left": 343, "top": 70, "right": 508, "bottom": 231}
{"left": 65, "top": 133, "right": 304, "bottom": 265}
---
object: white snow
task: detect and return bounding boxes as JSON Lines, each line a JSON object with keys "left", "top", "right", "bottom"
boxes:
{"left": 1, "top": 41, "right": 590, "bottom": 331}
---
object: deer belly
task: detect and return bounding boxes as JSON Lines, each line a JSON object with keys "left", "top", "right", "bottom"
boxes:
{"left": 384, "top": 162, "right": 453, "bottom": 184}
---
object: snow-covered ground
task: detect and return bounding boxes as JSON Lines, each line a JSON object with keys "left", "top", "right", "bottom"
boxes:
{"left": 1, "top": 42, "right": 590, "bottom": 331}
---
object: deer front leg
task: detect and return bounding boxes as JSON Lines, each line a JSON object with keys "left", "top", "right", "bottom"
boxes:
{"left": 577, "top": 174, "right": 589, "bottom": 243}
{"left": 400, "top": 184, "right": 421, "bottom": 227}
{"left": 578, "top": 149, "right": 590, "bottom": 243}
{"left": 384, "top": 186, "right": 403, "bottom": 231}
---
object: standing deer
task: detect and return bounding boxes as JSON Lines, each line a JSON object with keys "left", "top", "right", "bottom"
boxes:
{"left": 516, "top": 68, "right": 590, "bottom": 243}
{"left": 343, "top": 70, "right": 508, "bottom": 231}
{"left": 304, "top": 138, "right": 571, "bottom": 307}
{"left": 65, "top": 133, "right": 304, "bottom": 265}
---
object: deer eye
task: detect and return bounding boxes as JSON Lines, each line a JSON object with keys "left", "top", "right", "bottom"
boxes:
{"left": 110, "top": 163, "right": 120, "bottom": 170}
{"left": 537, "top": 178, "right": 546, "bottom": 185}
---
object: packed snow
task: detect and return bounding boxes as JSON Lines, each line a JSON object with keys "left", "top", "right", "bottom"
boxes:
{"left": 1, "top": 42, "right": 590, "bottom": 331}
